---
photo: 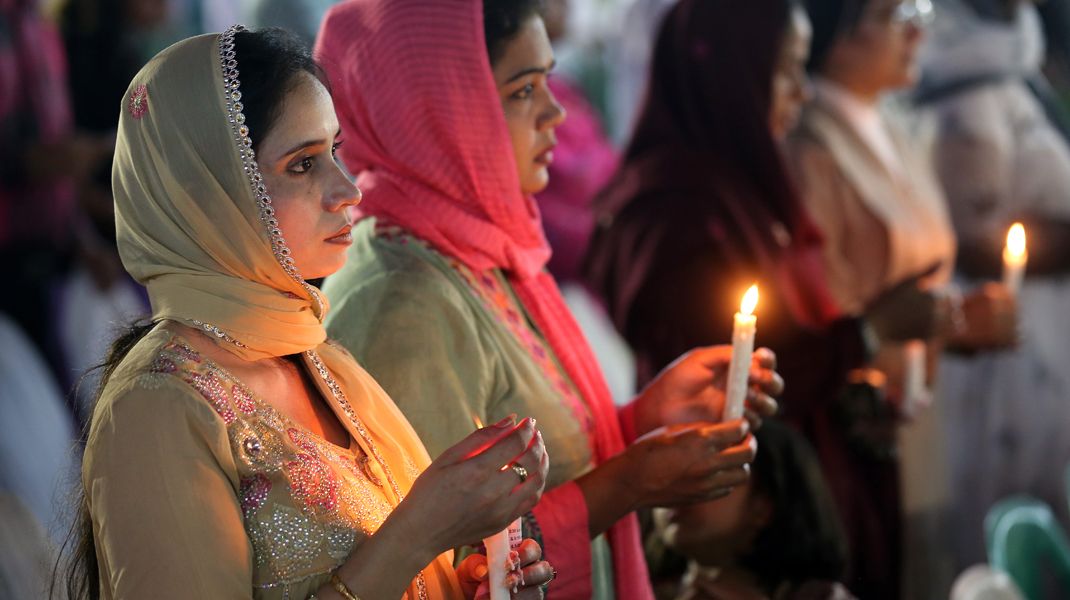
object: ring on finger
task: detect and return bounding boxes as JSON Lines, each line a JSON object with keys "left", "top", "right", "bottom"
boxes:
{"left": 511, "top": 463, "right": 528, "bottom": 483}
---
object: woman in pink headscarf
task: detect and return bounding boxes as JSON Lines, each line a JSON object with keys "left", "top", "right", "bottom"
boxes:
{"left": 316, "top": 1, "right": 783, "bottom": 598}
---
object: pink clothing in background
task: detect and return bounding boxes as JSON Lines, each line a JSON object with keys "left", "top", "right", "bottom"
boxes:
{"left": 0, "top": 0, "right": 75, "bottom": 246}
{"left": 537, "top": 76, "right": 618, "bottom": 283}
{"left": 315, "top": 1, "right": 652, "bottom": 598}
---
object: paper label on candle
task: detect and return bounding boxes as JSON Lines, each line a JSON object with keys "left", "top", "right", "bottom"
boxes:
{"left": 485, "top": 517, "right": 522, "bottom": 600}
{"left": 508, "top": 518, "right": 522, "bottom": 549}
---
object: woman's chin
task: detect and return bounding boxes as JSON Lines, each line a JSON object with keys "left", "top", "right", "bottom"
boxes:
{"left": 520, "top": 168, "right": 550, "bottom": 195}
{"left": 298, "top": 255, "right": 349, "bottom": 282}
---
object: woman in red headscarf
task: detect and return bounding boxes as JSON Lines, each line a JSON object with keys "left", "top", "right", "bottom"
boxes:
{"left": 316, "top": 1, "right": 783, "bottom": 598}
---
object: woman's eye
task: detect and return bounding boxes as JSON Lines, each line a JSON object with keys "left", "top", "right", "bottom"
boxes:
{"left": 291, "top": 157, "right": 314, "bottom": 174}
{"left": 512, "top": 84, "right": 535, "bottom": 100}
{"left": 331, "top": 141, "right": 342, "bottom": 157}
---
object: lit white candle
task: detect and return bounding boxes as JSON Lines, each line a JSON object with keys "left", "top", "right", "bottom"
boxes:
{"left": 1002, "top": 222, "right": 1028, "bottom": 296}
{"left": 724, "top": 285, "right": 759, "bottom": 421}
{"left": 486, "top": 517, "right": 522, "bottom": 600}
{"left": 901, "top": 340, "right": 926, "bottom": 418}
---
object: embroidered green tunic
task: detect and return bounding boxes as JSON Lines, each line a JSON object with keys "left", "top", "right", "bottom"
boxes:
{"left": 323, "top": 219, "right": 615, "bottom": 598}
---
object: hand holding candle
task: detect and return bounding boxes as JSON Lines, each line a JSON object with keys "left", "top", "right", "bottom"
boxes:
{"left": 1002, "top": 222, "right": 1027, "bottom": 296}
{"left": 469, "top": 414, "right": 527, "bottom": 600}
{"left": 724, "top": 285, "right": 759, "bottom": 421}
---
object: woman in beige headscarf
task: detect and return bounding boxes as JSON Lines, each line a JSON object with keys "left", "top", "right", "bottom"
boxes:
{"left": 60, "top": 26, "right": 552, "bottom": 600}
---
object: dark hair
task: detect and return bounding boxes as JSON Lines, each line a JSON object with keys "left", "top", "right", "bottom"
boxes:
{"left": 620, "top": 0, "right": 807, "bottom": 230}
{"left": 740, "top": 421, "right": 848, "bottom": 588}
{"left": 483, "top": 0, "right": 545, "bottom": 65}
{"left": 232, "top": 27, "right": 325, "bottom": 153}
{"left": 51, "top": 27, "right": 321, "bottom": 600}
{"left": 803, "top": 0, "right": 870, "bottom": 73}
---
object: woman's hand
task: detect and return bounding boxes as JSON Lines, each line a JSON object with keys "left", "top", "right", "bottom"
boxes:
{"left": 632, "top": 346, "right": 783, "bottom": 436}
{"left": 627, "top": 420, "right": 756, "bottom": 507}
{"left": 391, "top": 417, "right": 549, "bottom": 565}
{"left": 865, "top": 266, "right": 941, "bottom": 342}
{"left": 945, "top": 283, "right": 1018, "bottom": 352}
{"left": 577, "top": 419, "right": 755, "bottom": 536}
{"left": 458, "top": 539, "right": 554, "bottom": 599}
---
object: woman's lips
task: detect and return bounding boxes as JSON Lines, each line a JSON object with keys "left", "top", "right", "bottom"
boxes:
{"left": 325, "top": 225, "right": 353, "bottom": 245}
{"left": 534, "top": 147, "right": 555, "bottom": 166}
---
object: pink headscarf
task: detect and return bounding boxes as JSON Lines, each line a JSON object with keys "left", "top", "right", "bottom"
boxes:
{"left": 315, "top": 1, "right": 651, "bottom": 598}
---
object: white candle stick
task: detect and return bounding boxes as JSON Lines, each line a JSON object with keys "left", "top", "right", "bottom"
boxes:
{"left": 469, "top": 414, "right": 524, "bottom": 600}
{"left": 485, "top": 517, "right": 522, "bottom": 600}
{"left": 1002, "top": 222, "right": 1028, "bottom": 296}
{"left": 724, "top": 285, "right": 759, "bottom": 421}
{"left": 901, "top": 340, "right": 926, "bottom": 418}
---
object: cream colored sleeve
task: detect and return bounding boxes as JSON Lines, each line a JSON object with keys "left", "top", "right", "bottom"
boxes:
{"left": 326, "top": 267, "right": 499, "bottom": 460}
{"left": 84, "top": 376, "right": 254, "bottom": 598}
{"left": 789, "top": 139, "right": 873, "bottom": 315}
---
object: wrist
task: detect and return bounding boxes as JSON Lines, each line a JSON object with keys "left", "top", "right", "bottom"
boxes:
{"left": 602, "top": 449, "right": 645, "bottom": 511}
{"left": 626, "top": 393, "right": 657, "bottom": 438}
{"left": 378, "top": 499, "right": 443, "bottom": 571}
{"left": 327, "top": 503, "right": 434, "bottom": 600}
{"left": 576, "top": 451, "right": 644, "bottom": 537}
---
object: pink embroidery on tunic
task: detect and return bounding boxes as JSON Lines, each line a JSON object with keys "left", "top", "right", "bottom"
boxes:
{"left": 285, "top": 451, "right": 339, "bottom": 512}
{"left": 129, "top": 84, "right": 148, "bottom": 119}
{"left": 162, "top": 340, "right": 202, "bottom": 363}
{"left": 240, "top": 473, "right": 272, "bottom": 514}
{"left": 231, "top": 384, "right": 256, "bottom": 413}
{"left": 287, "top": 427, "right": 319, "bottom": 455}
{"left": 183, "top": 371, "right": 236, "bottom": 424}
{"left": 150, "top": 356, "right": 177, "bottom": 374}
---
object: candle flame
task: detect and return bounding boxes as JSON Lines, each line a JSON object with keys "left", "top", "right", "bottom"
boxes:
{"left": 1006, "top": 223, "right": 1026, "bottom": 257}
{"left": 740, "top": 284, "right": 759, "bottom": 316}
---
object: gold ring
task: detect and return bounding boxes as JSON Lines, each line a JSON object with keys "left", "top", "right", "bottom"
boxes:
{"left": 511, "top": 464, "right": 528, "bottom": 483}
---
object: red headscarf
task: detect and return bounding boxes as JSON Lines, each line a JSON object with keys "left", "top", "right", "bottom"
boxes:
{"left": 315, "top": 1, "right": 651, "bottom": 598}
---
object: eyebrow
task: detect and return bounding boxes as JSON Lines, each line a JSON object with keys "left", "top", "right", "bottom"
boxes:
{"left": 505, "top": 60, "right": 556, "bottom": 84}
{"left": 278, "top": 128, "right": 343, "bottom": 160}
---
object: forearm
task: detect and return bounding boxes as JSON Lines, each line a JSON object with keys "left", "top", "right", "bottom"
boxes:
{"left": 321, "top": 506, "right": 439, "bottom": 600}
{"left": 574, "top": 453, "right": 640, "bottom": 538}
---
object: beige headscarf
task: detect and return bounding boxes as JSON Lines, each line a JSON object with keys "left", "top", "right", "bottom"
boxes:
{"left": 111, "top": 28, "right": 459, "bottom": 597}
{"left": 114, "top": 30, "right": 327, "bottom": 360}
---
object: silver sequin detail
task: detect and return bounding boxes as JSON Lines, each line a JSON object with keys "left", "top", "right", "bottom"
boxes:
{"left": 304, "top": 349, "right": 429, "bottom": 599}
{"left": 244, "top": 436, "right": 262, "bottom": 456}
{"left": 252, "top": 505, "right": 321, "bottom": 579}
{"left": 190, "top": 319, "right": 247, "bottom": 348}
